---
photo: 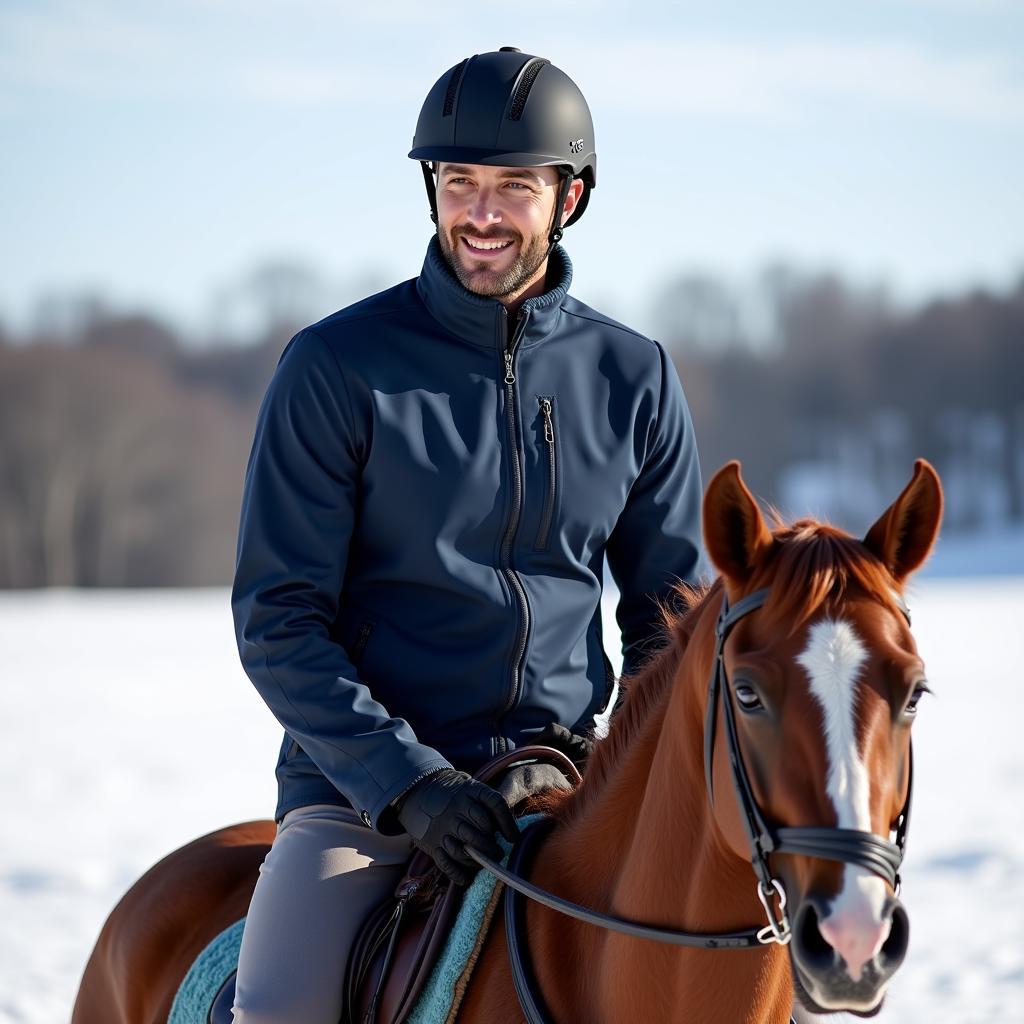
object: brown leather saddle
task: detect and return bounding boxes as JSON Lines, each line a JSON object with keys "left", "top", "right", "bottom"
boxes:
{"left": 343, "top": 745, "right": 581, "bottom": 1024}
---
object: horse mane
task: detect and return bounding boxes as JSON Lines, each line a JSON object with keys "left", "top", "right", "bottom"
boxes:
{"left": 581, "top": 580, "right": 718, "bottom": 801}
{"left": 539, "top": 579, "right": 719, "bottom": 825}
{"left": 545, "top": 517, "right": 903, "bottom": 825}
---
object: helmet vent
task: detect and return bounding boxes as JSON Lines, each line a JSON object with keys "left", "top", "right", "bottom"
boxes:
{"left": 508, "top": 59, "right": 548, "bottom": 121}
{"left": 442, "top": 58, "right": 469, "bottom": 117}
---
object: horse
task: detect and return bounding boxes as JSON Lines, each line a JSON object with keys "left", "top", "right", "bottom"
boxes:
{"left": 72, "top": 458, "right": 942, "bottom": 1023}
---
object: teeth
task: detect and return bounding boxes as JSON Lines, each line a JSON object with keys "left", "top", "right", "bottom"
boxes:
{"left": 464, "top": 238, "right": 512, "bottom": 251}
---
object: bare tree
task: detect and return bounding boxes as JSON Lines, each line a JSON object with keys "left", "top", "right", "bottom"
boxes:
{"left": 0, "top": 343, "right": 251, "bottom": 586}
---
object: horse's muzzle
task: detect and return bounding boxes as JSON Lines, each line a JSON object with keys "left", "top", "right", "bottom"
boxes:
{"left": 789, "top": 893, "right": 909, "bottom": 1016}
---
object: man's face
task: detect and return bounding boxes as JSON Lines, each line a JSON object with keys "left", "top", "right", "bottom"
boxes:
{"left": 435, "top": 162, "right": 567, "bottom": 303}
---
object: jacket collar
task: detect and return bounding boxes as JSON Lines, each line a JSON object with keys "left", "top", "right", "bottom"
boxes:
{"left": 416, "top": 234, "right": 573, "bottom": 351}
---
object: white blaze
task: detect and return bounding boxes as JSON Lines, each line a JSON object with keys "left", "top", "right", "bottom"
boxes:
{"left": 798, "top": 619, "right": 871, "bottom": 831}
{"left": 797, "top": 618, "right": 890, "bottom": 988}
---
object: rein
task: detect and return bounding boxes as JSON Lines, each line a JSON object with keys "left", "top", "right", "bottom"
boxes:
{"left": 469, "top": 828, "right": 785, "bottom": 1024}
{"left": 465, "top": 586, "right": 916, "bottom": 1024}
{"left": 468, "top": 824, "right": 765, "bottom": 950}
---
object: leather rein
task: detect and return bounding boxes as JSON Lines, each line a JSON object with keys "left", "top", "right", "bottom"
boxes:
{"left": 466, "top": 586, "right": 914, "bottom": 1024}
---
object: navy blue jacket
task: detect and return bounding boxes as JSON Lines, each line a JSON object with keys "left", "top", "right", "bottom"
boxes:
{"left": 231, "top": 237, "right": 701, "bottom": 829}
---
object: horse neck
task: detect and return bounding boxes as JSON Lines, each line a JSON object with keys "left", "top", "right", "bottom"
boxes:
{"left": 529, "top": 612, "right": 793, "bottom": 1023}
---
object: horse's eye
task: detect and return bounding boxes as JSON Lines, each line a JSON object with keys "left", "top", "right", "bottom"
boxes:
{"left": 904, "top": 682, "right": 931, "bottom": 717}
{"left": 734, "top": 684, "right": 763, "bottom": 711}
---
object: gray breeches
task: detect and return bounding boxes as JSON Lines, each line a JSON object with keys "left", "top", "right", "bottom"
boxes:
{"left": 231, "top": 803, "right": 413, "bottom": 1023}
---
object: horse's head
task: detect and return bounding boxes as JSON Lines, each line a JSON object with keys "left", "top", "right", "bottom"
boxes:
{"left": 702, "top": 459, "right": 942, "bottom": 1016}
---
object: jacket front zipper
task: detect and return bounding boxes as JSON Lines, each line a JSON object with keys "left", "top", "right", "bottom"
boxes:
{"left": 535, "top": 396, "right": 557, "bottom": 550}
{"left": 496, "top": 308, "right": 532, "bottom": 750}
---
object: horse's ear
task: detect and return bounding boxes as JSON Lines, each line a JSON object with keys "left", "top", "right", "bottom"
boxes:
{"left": 704, "top": 461, "right": 774, "bottom": 586}
{"left": 863, "top": 459, "right": 944, "bottom": 582}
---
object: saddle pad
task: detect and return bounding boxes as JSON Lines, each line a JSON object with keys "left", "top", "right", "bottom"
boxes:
{"left": 407, "top": 813, "right": 544, "bottom": 1024}
{"left": 167, "top": 917, "right": 246, "bottom": 1024}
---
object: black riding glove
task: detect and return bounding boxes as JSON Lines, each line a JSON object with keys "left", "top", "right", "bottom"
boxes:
{"left": 535, "top": 722, "right": 596, "bottom": 768}
{"left": 394, "top": 768, "right": 519, "bottom": 887}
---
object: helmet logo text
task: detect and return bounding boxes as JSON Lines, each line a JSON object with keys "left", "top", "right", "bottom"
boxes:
{"left": 570, "top": 139, "right": 584, "bottom": 154}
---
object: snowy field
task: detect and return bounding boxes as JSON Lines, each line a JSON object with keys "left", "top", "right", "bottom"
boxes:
{"left": 2, "top": 578, "right": 1022, "bottom": 1023}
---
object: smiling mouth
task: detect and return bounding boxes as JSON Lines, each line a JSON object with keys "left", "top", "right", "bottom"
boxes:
{"left": 460, "top": 235, "right": 515, "bottom": 256}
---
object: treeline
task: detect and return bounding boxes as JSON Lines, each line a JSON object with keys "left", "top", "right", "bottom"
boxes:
{"left": 655, "top": 267, "right": 1024, "bottom": 536}
{"left": 0, "top": 315, "right": 284, "bottom": 587}
{"left": 1, "top": 266, "right": 1022, "bottom": 587}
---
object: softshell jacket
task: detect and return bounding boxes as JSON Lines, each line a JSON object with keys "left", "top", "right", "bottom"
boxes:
{"left": 231, "top": 237, "right": 702, "bottom": 829}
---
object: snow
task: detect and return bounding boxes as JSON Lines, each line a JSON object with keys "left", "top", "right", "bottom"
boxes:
{"left": 1, "top": 579, "right": 1022, "bottom": 1023}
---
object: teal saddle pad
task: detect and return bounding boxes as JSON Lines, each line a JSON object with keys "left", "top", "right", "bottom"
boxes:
{"left": 166, "top": 918, "right": 245, "bottom": 1024}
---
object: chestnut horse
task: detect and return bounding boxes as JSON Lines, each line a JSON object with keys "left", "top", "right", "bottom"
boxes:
{"left": 73, "top": 459, "right": 942, "bottom": 1023}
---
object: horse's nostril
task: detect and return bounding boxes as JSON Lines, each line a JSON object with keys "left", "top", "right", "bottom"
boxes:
{"left": 880, "top": 901, "right": 910, "bottom": 968}
{"left": 794, "top": 900, "right": 835, "bottom": 969}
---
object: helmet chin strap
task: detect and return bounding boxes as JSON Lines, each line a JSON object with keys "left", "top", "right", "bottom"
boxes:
{"left": 546, "top": 172, "right": 574, "bottom": 251}
{"left": 420, "top": 161, "right": 439, "bottom": 225}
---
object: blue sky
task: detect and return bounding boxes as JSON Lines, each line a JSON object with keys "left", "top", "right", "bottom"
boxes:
{"left": 2, "top": 0, "right": 1022, "bottom": 338}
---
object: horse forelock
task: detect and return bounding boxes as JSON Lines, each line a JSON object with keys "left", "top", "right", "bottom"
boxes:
{"left": 749, "top": 518, "right": 906, "bottom": 638}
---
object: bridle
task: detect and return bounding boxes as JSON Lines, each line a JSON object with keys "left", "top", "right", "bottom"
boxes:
{"left": 702, "top": 587, "right": 912, "bottom": 944}
{"left": 467, "top": 586, "right": 915, "bottom": 1024}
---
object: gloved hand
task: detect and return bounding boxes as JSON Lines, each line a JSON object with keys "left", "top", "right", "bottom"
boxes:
{"left": 496, "top": 762, "right": 573, "bottom": 809}
{"left": 534, "top": 722, "right": 596, "bottom": 767}
{"left": 394, "top": 768, "right": 519, "bottom": 886}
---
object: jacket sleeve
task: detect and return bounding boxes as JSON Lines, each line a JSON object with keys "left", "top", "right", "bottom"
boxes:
{"left": 230, "top": 329, "right": 452, "bottom": 830}
{"left": 605, "top": 341, "right": 703, "bottom": 683}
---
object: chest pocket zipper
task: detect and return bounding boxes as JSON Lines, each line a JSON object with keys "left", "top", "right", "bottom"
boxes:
{"left": 535, "top": 397, "right": 558, "bottom": 550}
{"left": 350, "top": 620, "right": 376, "bottom": 666}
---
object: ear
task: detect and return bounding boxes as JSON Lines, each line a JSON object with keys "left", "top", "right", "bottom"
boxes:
{"left": 863, "top": 459, "right": 944, "bottom": 582}
{"left": 559, "top": 178, "right": 585, "bottom": 227}
{"left": 704, "top": 461, "right": 774, "bottom": 586}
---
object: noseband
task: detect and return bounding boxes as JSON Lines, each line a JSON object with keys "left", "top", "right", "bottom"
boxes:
{"left": 704, "top": 587, "right": 913, "bottom": 944}
{"left": 468, "top": 587, "right": 915, "bottom": 1024}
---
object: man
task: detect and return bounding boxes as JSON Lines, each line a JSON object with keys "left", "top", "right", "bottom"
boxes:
{"left": 230, "top": 47, "right": 701, "bottom": 1022}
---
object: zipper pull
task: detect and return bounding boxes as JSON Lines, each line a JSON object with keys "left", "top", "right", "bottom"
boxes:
{"left": 504, "top": 350, "right": 516, "bottom": 385}
{"left": 541, "top": 398, "right": 554, "bottom": 443}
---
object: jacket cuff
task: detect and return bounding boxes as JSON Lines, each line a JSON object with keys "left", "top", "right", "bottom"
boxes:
{"left": 366, "top": 757, "right": 454, "bottom": 834}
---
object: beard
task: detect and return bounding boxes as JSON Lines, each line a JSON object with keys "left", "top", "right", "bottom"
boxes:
{"left": 438, "top": 222, "right": 550, "bottom": 302}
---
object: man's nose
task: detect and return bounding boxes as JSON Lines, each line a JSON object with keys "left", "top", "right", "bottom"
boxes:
{"left": 465, "top": 188, "right": 502, "bottom": 227}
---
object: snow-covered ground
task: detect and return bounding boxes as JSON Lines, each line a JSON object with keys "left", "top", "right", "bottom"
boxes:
{"left": 1, "top": 578, "right": 1022, "bottom": 1023}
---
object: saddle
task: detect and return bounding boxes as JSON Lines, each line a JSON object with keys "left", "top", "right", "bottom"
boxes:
{"left": 205, "top": 745, "right": 580, "bottom": 1024}
{"left": 344, "top": 745, "right": 580, "bottom": 1024}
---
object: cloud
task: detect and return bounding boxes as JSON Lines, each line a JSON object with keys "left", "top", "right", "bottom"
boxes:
{"left": 553, "top": 35, "right": 1024, "bottom": 127}
{"left": 2, "top": 4, "right": 1022, "bottom": 129}
{"left": 234, "top": 63, "right": 422, "bottom": 106}
{"left": 230, "top": 35, "right": 1024, "bottom": 128}
{"left": 0, "top": 3, "right": 200, "bottom": 102}
{"left": 880, "top": 0, "right": 1017, "bottom": 11}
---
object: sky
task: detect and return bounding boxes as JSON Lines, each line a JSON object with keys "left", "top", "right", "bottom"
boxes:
{"left": 2, "top": 0, "right": 1023, "bottom": 339}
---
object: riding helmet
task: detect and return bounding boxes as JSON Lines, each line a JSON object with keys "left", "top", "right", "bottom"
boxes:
{"left": 408, "top": 47, "right": 597, "bottom": 243}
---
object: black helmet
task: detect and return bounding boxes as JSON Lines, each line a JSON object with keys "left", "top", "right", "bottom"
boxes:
{"left": 409, "top": 47, "right": 597, "bottom": 244}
